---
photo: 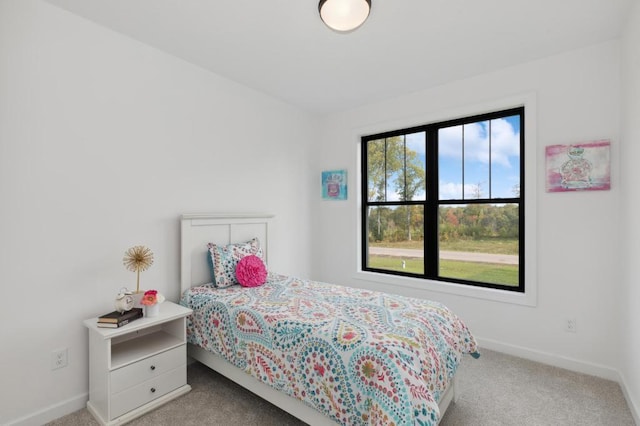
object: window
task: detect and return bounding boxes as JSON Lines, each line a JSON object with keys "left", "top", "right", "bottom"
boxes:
{"left": 361, "top": 107, "right": 524, "bottom": 292}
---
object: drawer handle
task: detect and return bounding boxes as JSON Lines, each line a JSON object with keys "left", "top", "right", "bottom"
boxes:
{"left": 150, "top": 365, "right": 156, "bottom": 371}
{"left": 150, "top": 387, "right": 156, "bottom": 393}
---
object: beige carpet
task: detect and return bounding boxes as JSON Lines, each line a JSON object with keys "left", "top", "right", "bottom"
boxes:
{"left": 47, "top": 349, "right": 635, "bottom": 425}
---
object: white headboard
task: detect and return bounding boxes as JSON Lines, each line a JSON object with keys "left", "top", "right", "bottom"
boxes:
{"left": 180, "top": 213, "right": 274, "bottom": 295}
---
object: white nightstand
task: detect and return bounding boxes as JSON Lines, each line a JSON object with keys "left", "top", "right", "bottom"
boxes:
{"left": 83, "top": 301, "right": 193, "bottom": 425}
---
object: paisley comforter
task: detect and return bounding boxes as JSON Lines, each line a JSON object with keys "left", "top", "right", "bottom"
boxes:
{"left": 180, "top": 274, "right": 479, "bottom": 425}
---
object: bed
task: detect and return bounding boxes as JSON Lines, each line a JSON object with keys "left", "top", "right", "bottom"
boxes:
{"left": 179, "top": 213, "right": 479, "bottom": 425}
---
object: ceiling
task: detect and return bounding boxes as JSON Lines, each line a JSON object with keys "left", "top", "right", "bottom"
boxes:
{"left": 45, "top": 0, "right": 634, "bottom": 115}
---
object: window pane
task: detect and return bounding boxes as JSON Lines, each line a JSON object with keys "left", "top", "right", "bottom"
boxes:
{"left": 366, "top": 205, "right": 424, "bottom": 274}
{"left": 463, "top": 121, "right": 490, "bottom": 199}
{"left": 490, "top": 115, "right": 521, "bottom": 198}
{"left": 439, "top": 125, "right": 463, "bottom": 199}
{"left": 438, "top": 203, "right": 519, "bottom": 287}
{"left": 367, "top": 139, "right": 385, "bottom": 202}
{"left": 386, "top": 137, "right": 404, "bottom": 201}
{"left": 405, "top": 132, "right": 426, "bottom": 201}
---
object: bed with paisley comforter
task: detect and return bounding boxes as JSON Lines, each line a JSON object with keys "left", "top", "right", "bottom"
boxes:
{"left": 179, "top": 214, "right": 479, "bottom": 425}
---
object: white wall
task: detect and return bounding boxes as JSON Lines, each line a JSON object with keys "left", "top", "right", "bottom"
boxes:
{"left": 313, "top": 41, "right": 623, "bottom": 379}
{"left": 0, "top": 1, "right": 317, "bottom": 424}
{"left": 620, "top": 0, "right": 640, "bottom": 421}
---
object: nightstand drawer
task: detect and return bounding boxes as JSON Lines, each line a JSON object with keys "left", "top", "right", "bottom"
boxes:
{"left": 110, "top": 365, "right": 186, "bottom": 419}
{"left": 110, "top": 345, "right": 185, "bottom": 394}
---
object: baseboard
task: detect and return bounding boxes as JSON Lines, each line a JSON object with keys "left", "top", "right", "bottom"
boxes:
{"left": 477, "top": 337, "right": 619, "bottom": 381}
{"left": 617, "top": 371, "right": 640, "bottom": 425}
{"left": 6, "top": 392, "right": 87, "bottom": 426}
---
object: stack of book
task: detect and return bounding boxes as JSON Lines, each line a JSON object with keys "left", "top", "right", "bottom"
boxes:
{"left": 97, "top": 308, "right": 143, "bottom": 328}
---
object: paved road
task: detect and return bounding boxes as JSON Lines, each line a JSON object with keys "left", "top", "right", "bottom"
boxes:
{"left": 369, "top": 247, "right": 518, "bottom": 265}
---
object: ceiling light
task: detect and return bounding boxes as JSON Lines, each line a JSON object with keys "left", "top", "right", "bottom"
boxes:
{"left": 319, "top": 0, "right": 371, "bottom": 33}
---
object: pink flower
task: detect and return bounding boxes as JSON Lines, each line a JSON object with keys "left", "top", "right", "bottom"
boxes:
{"left": 140, "top": 289, "right": 165, "bottom": 305}
{"left": 141, "top": 294, "right": 156, "bottom": 305}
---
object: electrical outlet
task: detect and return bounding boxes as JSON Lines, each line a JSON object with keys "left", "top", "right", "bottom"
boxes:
{"left": 51, "top": 348, "right": 68, "bottom": 370}
{"left": 565, "top": 318, "right": 577, "bottom": 333}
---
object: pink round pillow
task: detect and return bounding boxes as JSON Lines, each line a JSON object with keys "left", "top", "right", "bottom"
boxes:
{"left": 235, "top": 255, "right": 267, "bottom": 287}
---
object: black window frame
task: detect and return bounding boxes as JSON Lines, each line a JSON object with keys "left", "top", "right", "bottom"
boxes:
{"left": 361, "top": 107, "right": 525, "bottom": 292}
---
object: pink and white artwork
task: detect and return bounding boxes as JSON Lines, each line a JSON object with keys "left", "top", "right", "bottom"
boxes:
{"left": 545, "top": 140, "right": 610, "bottom": 192}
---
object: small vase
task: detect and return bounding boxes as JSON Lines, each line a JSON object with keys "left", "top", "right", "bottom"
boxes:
{"left": 145, "top": 303, "right": 160, "bottom": 318}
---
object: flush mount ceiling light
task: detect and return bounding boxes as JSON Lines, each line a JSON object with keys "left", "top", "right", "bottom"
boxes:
{"left": 319, "top": 0, "right": 371, "bottom": 33}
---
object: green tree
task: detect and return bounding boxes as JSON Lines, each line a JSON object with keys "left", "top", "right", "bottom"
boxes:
{"left": 367, "top": 136, "right": 424, "bottom": 242}
{"left": 395, "top": 147, "right": 425, "bottom": 240}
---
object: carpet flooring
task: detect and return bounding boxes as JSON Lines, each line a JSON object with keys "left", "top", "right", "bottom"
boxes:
{"left": 47, "top": 349, "right": 635, "bottom": 425}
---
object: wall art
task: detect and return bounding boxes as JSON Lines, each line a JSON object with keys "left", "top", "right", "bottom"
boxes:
{"left": 545, "top": 140, "right": 610, "bottom": 192}
{"left": 321, "top": 169, "right": 347, "bottom": 200}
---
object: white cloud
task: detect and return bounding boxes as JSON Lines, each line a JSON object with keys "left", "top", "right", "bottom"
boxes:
{"left": 406, "top": 132, "right": 426, "bottom": 156}
{"left": 439, "top": 118, "right": 519, "bottom": 168}
{"left": 490, "top": 119, "right": 520, "bottom": 168}
{"left": 439, "top": 181, "right": 484, "bottom": 199}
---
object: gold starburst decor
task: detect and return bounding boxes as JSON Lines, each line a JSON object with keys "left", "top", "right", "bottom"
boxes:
{"left": 123, "top": 245, "right": 154, "bottom": 294}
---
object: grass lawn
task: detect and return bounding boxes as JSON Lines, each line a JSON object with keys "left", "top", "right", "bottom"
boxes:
{"left": 368, "top": 256, "right": 518, "bottom": 287}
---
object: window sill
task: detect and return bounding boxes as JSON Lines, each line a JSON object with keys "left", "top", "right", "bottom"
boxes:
{"left": 353, "top": 270, "right": 536, "bottom": 306}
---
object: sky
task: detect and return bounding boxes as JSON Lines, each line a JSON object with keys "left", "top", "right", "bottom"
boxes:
{"left": 439, "top": 115, "right": 521, "bottom": 200}
{"left": 383, "top": 114, "right": 521, "bottom": 201}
